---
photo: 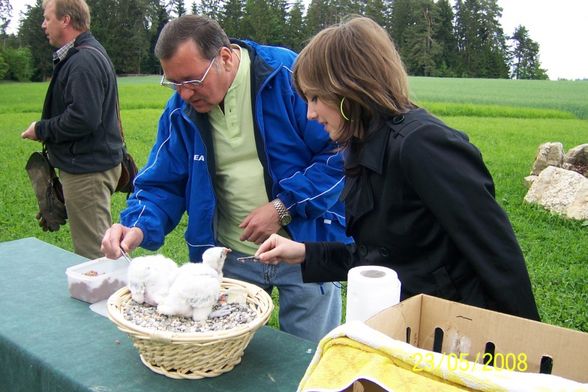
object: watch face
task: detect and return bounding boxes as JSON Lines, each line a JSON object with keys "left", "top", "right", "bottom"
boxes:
{"left": 281, "top": 214, "right": 292, "bottom": 226}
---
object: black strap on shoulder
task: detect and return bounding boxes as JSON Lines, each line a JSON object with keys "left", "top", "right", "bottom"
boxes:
{"left": 386, "top": 114, "right": 421, "bottom": 139}
{"left": 76, "top": 45, "right": 125, "bottom": 143}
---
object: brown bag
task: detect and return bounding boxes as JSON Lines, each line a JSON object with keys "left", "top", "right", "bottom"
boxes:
{"left": 116, "top": 147, "right": 138, "bottom": 194}
{"left": 25, "top": 149, "right": 67, "bottom": 232}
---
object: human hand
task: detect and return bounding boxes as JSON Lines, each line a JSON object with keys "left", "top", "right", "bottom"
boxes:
{"left": 255, "top": 233, "right": 305, "bottom": 265}
{"left": 101, "top": 223, "right": 144, "bottom": 259}
{"left": 21, "top": 122, "right": 39, "bottom": 141}
{"left": 239, "top": 202, "right": 281, "bottom": 244}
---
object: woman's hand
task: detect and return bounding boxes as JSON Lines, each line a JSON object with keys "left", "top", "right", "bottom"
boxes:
{"left": 255, "top": 234, "right": 306, "bottom": 265}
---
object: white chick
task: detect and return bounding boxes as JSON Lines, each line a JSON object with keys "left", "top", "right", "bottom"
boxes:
{"left": 157, "top": 262, "right": 220, "bottom": 321}
{"left": 127, "top": 254, "right": 178, "bottom": 306}
{"left": 201, "top": 246, "right": 231, "bottom": 280}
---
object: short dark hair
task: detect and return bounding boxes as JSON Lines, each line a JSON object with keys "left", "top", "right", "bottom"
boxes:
{"left": 155, "top": 15, "right": 231, "bottom": 60}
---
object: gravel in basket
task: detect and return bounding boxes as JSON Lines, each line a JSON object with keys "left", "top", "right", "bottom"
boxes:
{"left": 107, "top": 277, "right": 274, "bottom": 379}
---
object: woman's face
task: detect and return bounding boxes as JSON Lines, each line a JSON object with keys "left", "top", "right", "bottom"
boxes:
{"left": 306, "top": 96, "right": 343, "bottom": 141}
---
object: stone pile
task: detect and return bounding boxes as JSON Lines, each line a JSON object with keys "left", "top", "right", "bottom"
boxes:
{"left": 524, "top": 143, "right": 588, "bottom": 220}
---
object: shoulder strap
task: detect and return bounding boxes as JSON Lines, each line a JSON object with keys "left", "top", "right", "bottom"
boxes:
{"left": 76, "top": 45, "right": 125, "bottom": 143}
{"left": 386, "top": 115, "right": 422, "bottom": 140}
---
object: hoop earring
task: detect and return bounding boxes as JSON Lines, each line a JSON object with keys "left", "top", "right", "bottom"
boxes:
{"left": 340, "top": 97, "right": 350, "bottom": 121}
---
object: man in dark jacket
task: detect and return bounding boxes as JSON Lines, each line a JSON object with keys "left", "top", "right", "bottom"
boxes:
{"left": 21, "top": 0, "right": 123, "bottom": 259}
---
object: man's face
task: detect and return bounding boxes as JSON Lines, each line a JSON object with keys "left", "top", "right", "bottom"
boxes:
{"left": 160, "top": 40, "right": 229, "bottom": 113}
{"left": 42, "top": 0, "right": 65, "bottom": 48}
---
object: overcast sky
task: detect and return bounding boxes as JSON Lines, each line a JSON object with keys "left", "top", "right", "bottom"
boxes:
{"left": 7, "top": 0, "right": 587, "bottom": 80}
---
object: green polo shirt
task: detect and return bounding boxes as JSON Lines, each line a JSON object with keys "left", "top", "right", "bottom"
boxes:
{"left": 209, "top": 48, "right": 267, "bottom": 255}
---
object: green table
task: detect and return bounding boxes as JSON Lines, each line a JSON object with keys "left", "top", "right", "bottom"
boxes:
{"left": 0, "top": 238, "right": 315, "bottom": 391}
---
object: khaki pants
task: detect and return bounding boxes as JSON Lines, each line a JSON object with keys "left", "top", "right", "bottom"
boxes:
{"left": 60, "top": 164, "right": 121, "bottom": 259}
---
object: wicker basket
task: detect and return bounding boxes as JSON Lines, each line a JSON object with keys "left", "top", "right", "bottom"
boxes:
{"left": 107, "top": 277, "right": 273, "bottom": 379}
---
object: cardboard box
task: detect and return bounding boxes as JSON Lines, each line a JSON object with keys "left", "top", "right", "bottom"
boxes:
{"left": 362, "top": 294, "right": 588, "bottom": 384}
{"left": 65, "top": 257, "right": 128, "bottom": 303}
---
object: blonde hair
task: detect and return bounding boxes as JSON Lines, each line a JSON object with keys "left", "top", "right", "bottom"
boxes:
{"left": 293, "top": 16, "right": 414, "bottom": 145}
{"left": 43, "top": 0, "right": 91, "bottom": 31}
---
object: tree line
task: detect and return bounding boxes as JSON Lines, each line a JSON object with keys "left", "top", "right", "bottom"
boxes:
{"left": 0, "top": 0, "right": 548, "bottom": 82}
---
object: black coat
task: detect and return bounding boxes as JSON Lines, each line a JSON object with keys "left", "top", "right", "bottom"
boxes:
{"left": 303, "top": 108, "right": 540, "bottom": 320}
{"left": 36, "top": 32, "right": 123, "bottom": 174}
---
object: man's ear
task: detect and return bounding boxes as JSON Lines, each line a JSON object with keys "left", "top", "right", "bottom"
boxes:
{"left": 220, "top": 47, "right": 234, "bottom": 70}
{"left": 62, "top": 14, "right": 71, "bottom": 28}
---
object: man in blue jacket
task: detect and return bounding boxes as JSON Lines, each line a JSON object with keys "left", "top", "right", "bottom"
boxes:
{"left": 101, "top": 15, "right": 350, "bottom": 341}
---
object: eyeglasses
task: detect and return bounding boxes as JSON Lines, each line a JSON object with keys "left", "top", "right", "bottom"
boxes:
{"left": 160, "top": 57, "right": 216, "bottom": 91}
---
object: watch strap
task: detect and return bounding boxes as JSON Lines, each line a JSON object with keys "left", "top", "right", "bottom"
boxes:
{"left": 272, "top": 198, "right": 291, "bottom": 226}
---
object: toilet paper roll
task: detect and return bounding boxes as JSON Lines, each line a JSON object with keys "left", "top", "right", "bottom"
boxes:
{"left": 345, "top": 266, "right": 401, "bottom": 323}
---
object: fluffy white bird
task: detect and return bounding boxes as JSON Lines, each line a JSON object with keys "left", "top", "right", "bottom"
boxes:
{"left": 157, "top": 247, "right": 231, "bottom": 321}
{"left": 157, "top": 262, "right": 220, "bottom": 321}
{"left": 201, "top": 246, "right": 231, "bottom": 280}
{"left": 127, "top": 254, "right": 178, "bottom": 306}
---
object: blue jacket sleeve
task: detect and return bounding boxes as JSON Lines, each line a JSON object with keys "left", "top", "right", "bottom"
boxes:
{"left": 120, "top": 104, "right": 190, "bottom": 251}
{"left": 268, "top": 73, "right": 346, "bottom": 222}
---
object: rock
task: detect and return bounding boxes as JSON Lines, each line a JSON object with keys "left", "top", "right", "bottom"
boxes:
{"left": 524, "top": 166, "right": 588, "bottom": 220}
{"left": 530, "top": 142, "right": 564, "bottom": 175}
{"left": 523, "top": 175, "right": 538, "bottom": 189}
{"left": 562, "top": 143, "right": 588, "bottom": 176}
{"left": 567, "top": 185, "right": 588, "bottom": 220}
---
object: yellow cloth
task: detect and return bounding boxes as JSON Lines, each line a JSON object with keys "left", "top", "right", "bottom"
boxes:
{"left": 298, "top": 322, "right": 588, "bottom": 392}
{"left": 301, "top": 336, "right": 468, "bottom": 391}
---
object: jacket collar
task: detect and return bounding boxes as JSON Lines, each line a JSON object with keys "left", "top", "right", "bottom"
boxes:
{"left": 230, "top": 39, "right": 274, "bottom": 96}
{"left": 182, "top": 39, "right": 273, "bottom": 120}
{"left": 344, "top": 118, "right": 391, "bottom": 175}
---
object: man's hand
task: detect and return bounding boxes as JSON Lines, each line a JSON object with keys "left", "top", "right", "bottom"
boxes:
{"left": 21, "top": 122, "right": 39, "bottom": 141}
{"left": 101, "top": 223, "right": 144, "bottom": 259}
{"left": 239, "top": 202, "right": 281, "bottom": 244}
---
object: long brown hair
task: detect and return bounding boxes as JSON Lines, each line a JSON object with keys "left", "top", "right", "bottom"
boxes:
{"left": 293, "top": 16, "right": 414, "bottom": 146}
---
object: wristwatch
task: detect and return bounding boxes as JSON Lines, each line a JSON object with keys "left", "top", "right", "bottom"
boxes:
{"left": 272, "top": 198, "right": 292, "bottom": 226}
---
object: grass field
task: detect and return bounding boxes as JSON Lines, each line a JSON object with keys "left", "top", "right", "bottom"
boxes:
{"left": 1, "top": 76, "right": 586, "bottom": 333}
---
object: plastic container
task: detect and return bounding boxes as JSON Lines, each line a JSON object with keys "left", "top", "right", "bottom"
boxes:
{"left": 66, "top": 257, "right": 128, "bottom": 303}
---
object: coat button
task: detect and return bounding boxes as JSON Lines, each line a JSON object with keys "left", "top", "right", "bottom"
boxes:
{"left": 391, "top": 115, "right": 404, "bottom": 124}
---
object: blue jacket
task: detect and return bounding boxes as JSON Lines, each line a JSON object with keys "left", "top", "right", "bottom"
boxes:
{"left": 121, "top": 40, "right": 351, "bottom": 261}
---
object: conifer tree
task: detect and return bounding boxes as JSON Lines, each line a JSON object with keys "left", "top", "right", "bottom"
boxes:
{"left": 284, "top": 0, "right": 306, "bottom": 51}
{"left": 221, "top": 0, "right": 244, "bottom": 38}
{"left": 509, "top": 25, "right": 548, "bottom": 80}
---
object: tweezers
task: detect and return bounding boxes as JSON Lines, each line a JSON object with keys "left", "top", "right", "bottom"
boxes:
{"left": 237, "top": 256, "right": 260, "bottom": 263}
{"left": 119, "top": 247, "right": 133, "bottom": 263}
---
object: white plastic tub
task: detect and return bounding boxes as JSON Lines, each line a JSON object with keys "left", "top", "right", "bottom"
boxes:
{"left": 66, "top": 257, "right": 128, "bottom": 303}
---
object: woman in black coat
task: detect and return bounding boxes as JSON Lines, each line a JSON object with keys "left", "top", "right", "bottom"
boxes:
{"left": 255, "top": 16, "right": 540, "bottom": 321}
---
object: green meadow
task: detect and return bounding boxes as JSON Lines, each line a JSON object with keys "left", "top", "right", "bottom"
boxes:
{"left": 1, "top": 76, "right": 586, "bottom": 333}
